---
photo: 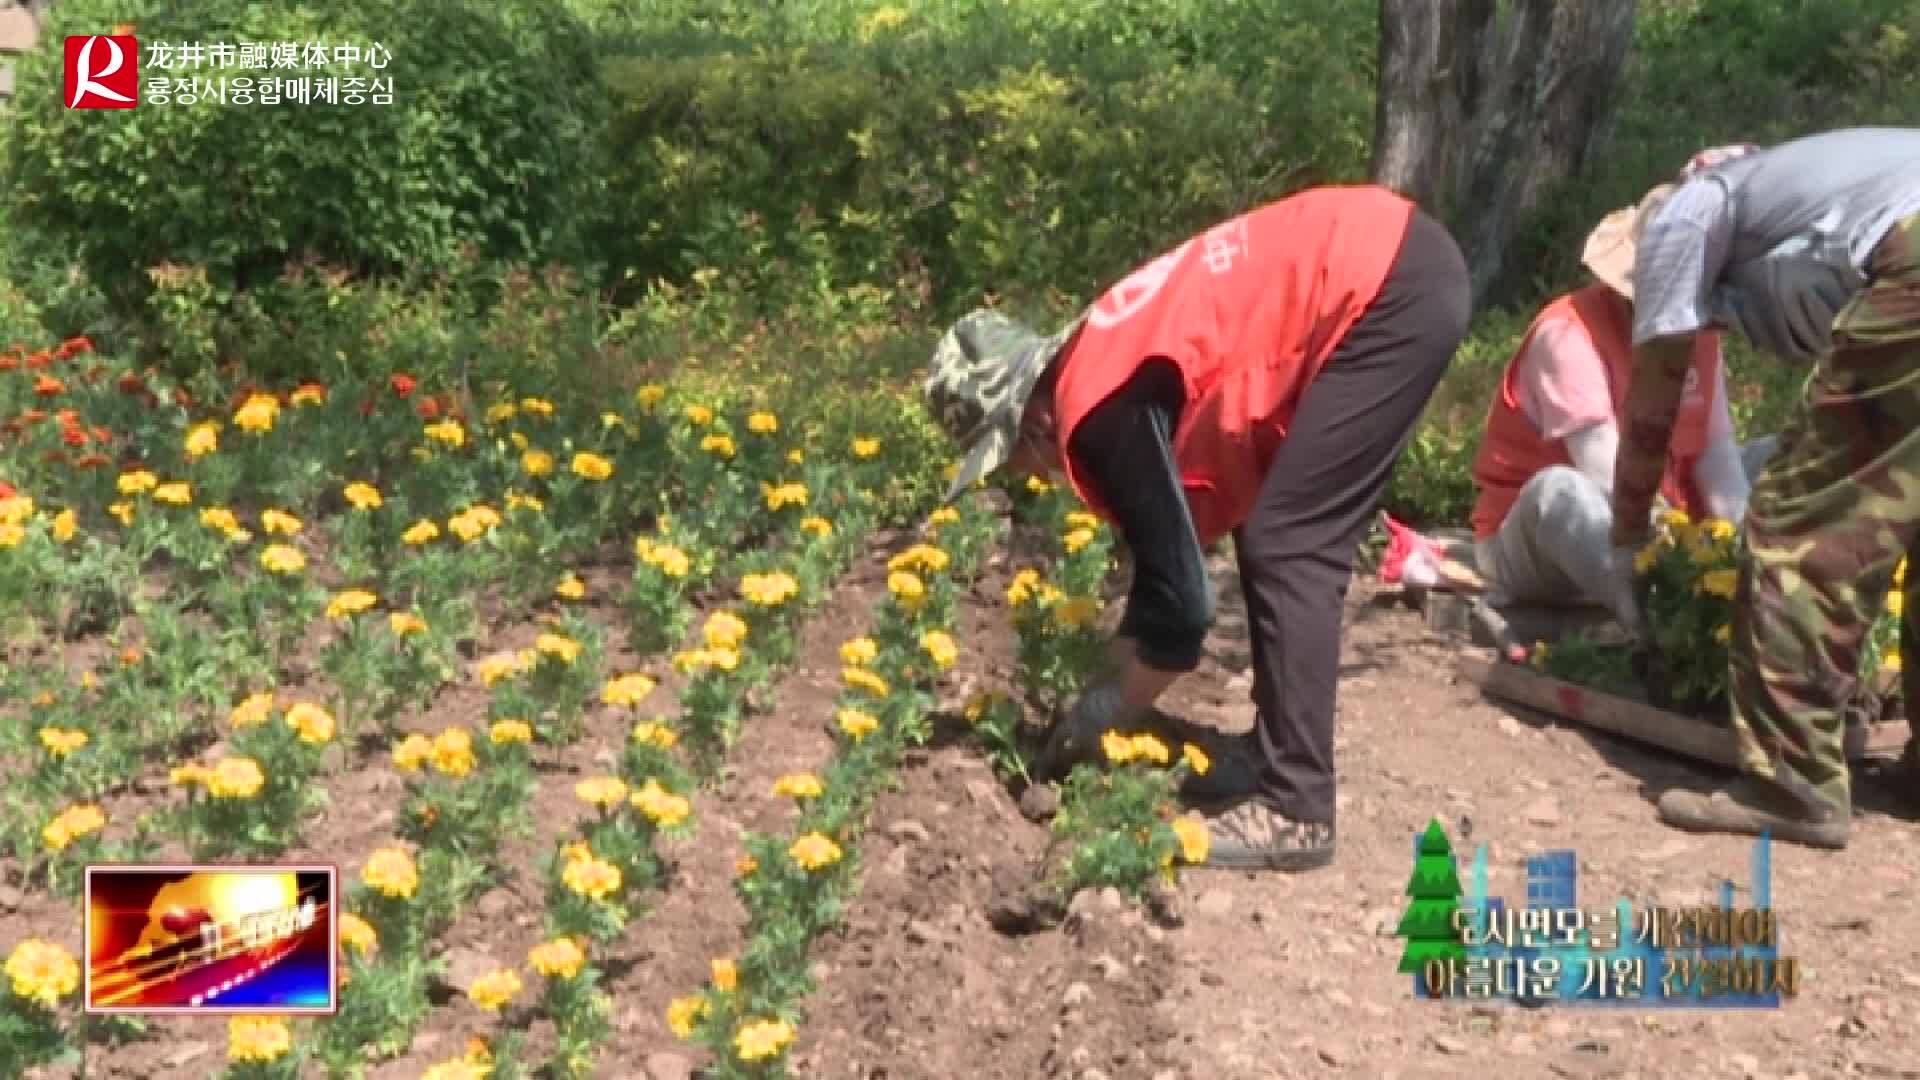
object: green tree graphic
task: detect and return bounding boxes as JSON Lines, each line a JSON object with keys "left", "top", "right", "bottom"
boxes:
{"left": 1396, "top": 818, "right": 1468, "bottom": 973}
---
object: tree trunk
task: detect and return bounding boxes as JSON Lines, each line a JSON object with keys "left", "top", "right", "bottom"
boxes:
{"left": 1371, "top": 0, "right": 1638, "bottom": 309}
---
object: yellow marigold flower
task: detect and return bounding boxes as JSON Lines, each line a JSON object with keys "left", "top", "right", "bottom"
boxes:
{"left": 260, "top": 508, "right": 303, "bottom": 536}
{"left": 746, "top": 411, "right": 778, "bottom": 434}
{"left": 469, "top": 968, "right": 521, "bottom": 1011}
{"left": 701, "top": 433, "right": 736, "bottom": 458}
{"left": 152, "top": 481, "right": 192, "bottom": 505}
{"left": 786, "top": 448, "right": 804, "bottom": 465}
{"left": 421, "top": 1061, "right": 486, "bottom": 1080}
{"left": 0, "top": 494, "right": 31, "bottom": 525}
{"left": 6, "top": 939, "right": 79, "bottom": 1007}
{"left": 888, "top": 544, "right": 950, "bottom": 574}
{"left": 42, "top": 804, "right": 105, "bottom": 851}
{"left": 185, "top": 420, "right": 221, "bottom": 458}
{"left": 635, "top": 384, "right": 667, "bottom": 408}
{"left": 1660, "top": 508, "right": 1691, "bottom": 528}
{"left": 601, "top": 409, "right": 624, "bottom": 428}
{"left": 1171, "top": 815, "right": 1209, "bottom": 864}
{"left": 432, "top": 728, "right": 476, "bottom": 778}
{"left": 772, "top": 772, "right": 823, "bottom": 799}
{"left": 837, "top": 708, "right": 879, "bottom": 741}
{"left": 1062, "top": 527, "right": 1096, "bottom": 555}
{"left": 700, "top": 612, "right": 747, "bottom": 652}
{"left": 920, "top": 630, "right": 958, "bottom": 671}
{"left": 338, "top": 913, "right": 377, "bottom": 956}
{"left": 486, "top": 402, "right": 518, "bottom": 424}
{"left": 403, "top": 519, "right": 440, "bottom": 545}
{"left": 840, "top": 636, "right": 878, "bottom": 665}
{"left": 571, "top": 451, "right": 613, "bottom": 481}
{"left": 170, "top": 762, "right": 211, "bottom": 787}
{"left": 667, "top": 994, "right": 706, "bottom": 1039}
{"left": 1130, "top": 733, "right": 1170, "bottom": 764}
{"left": 762, "top": 480, "right": 808, "bottom": 510}
{"left": 1896, "top": 558, "right": 1908, "bottom": 589}
{"left": 490, "top": 719, "right": 534, "bottom": 746}
{"left": 39, "top": 726, "right": 88, "bottom": 757}
{"left": 563, "top": 855, "right": 622, "bottom": 901}
{"left": 508, "top": 431, "right": 530, "bottom": 451}
{"left": 1183, "top": 743, "right": 1211, "bottom": 776}
{"left": 851, "top": 437, "right": 880, "bottom": 458}
{"left": 1889, "top": 591, "right": 1905, "bottom": 619}
{"left": 392, "top": 733, "right": 434, "bottom": 772}
{"left": 603, "top": 672, "right": 658, "bottom": 707}
{"left": 1702, "top": 517, "right": 1737, "bottom": 542}
{"left": 0, "top": 522, "right": 24, "bottom": 547}
{"left": 1006, "top": 568, "right": 1041, "bottom": 605}
{"left": 259, "top": 543, "right": 306, "bottom": 574}
{"left": 289, "top": 383, "right": 325, "bottom": 406}
{"left": 520, "top": 397, "right": 554, "bottom": 417}
{"left": 535, "top": 632, "right": 581, "bottom": 665}
{"left": 684, "top": 404, "right": 714, "bottom": 426}
{"left": 735, "top": 855, "right": 759, "bottom": 878}
{"left": 1886, "top": 651, "right": 1905, "bottom": 674}
{"left": 390, "top": 612, "right": 428, "bottom": 637}
{"left": 1697, "top": 568, "right": 1739, "bottom": 598}
{"left": 631, "top": 720, "right": 677, "bottom": 748}
{"left": 1026, "top": 475, "right": 1051, "bottom": 494}
{"left": 734, "top": 1018, "right": 796, "bottom": 1063}
{"left": 1102, "top": 731, "right": 1137, "bottom": 764}
{"left": 1064, "top": 511, "right": 1099, "bottom": 530}
{"left": 740, "top": 571, "right": 799, "bottom": 607}
{"left": 504, "top": 490, "right": 544, "bottom": 513}
{"left": 631, "top": 779, "right": 692, "bottom": 827}
{"left": 529, "top": 937, "right": 586, "bottom": 979}
{"left": 227, "top": 1015, "right": 292, "bottom": 1063}
{"left": 1054, "top": 595, "right": 1100, "bottom": 628}
{"left": 646, "top": 543, "right": 692, "bottom": 578}
{"left": 343, "top": 482, "right": 383, "bottom": 510}
{"left": 842, "top": 666, "right": 889, "bottom": 698}
{"left": 1634, "top": 544, "right": 1659, "bottom": 574}
{"left": 800, "top": 515, "right": 833, "bottom": 537}
{"left": 117, "top": 469, "right": 157, "bottom": 495}
{"left": 424, "top": 420, "right": 466, "bottom": 448}
{"left": 235, "top": 394, "right": 280, "bottom": 433}
{"left": 51, "top": 508, "right": 77, "bottom": 543}
{"left": 789, "top": 831, "right": 842, "bottom": 871}
{"left": 285, "top": 702, "right": 336, "bottom": 744}
{"left": 326, "top": 588, "right": 378, "bottom": 620}
{"left": 555, "top": 574, "right": 586, "bottom": 600}
{"left": 362, "top": 847, "right": 419, "bottom": 899}
{"left": 208, "top": 756, "right": 266, "bottom": 799}
{"left": 576, "top": 776, "right": 629, "bottom": 809}
{"left": 887, "top": 571, "right": 926, "bottom": 610}
{"left": 107, "top": 501, "right": 134, "bottom": 526}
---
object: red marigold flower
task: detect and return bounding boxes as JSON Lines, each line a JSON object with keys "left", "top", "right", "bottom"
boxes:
{"left": 25, "top": 350, "right": 52, "bottom": 370}
{"left": 20, "top": 409, "right": 47, "bottom": 424}
{"left": 0, "top": 356, "right": 17, "bottom": 371}
{"left": 58, "top": 335, "right": 94, "bottom": 358}
{"left": 74, "top": 453, "right": 111, "bottom": 469}
{"left": 34, "top": 375, "right": 63, "bottom": 397}
{"left": 416, "top": 397, "right": 441, "bottom": 421}
{"left": 62, "top": 427, "right": 86, "bottom": 447}
{"left": 390, "top": 373, "right": 417, "bottom": 398}
{"left": 92, "top": 426, "right": 112, "bottom": 443}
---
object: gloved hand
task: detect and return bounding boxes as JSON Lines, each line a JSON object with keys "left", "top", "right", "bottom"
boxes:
{"left": 1034, "top": 682, "right": 1139, "bottom": 782}
{"left": 1604, "top": 542, "right": 1647, "bottom": 640}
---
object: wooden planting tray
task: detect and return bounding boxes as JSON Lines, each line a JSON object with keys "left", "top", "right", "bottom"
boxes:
{"left": 1457, "top": 651, "right": 1910, "bottom": 769}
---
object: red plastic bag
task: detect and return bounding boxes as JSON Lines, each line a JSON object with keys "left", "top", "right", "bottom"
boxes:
{"left": 1376, "top": 513, "right": 1445, "bottom": 588}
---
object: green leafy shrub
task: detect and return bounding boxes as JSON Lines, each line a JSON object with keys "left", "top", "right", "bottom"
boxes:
{"left": 1, "top": 0, "right": 605, "bottom": 328}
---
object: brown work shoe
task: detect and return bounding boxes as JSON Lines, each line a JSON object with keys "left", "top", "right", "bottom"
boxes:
{"left": 1655, "top": 776, "right": 1848, "bottom": 850}
{"left": 1201, "top": 799, "right": 1335, "bottom": 871}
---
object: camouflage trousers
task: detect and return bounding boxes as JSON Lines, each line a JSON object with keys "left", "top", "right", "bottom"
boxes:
{"left": 1732, "top": 209, "right": 1920, "bottom": 816}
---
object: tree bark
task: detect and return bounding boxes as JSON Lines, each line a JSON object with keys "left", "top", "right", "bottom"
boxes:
{"left": 1371, "top": 0, "right": 1638, "bottom": 309}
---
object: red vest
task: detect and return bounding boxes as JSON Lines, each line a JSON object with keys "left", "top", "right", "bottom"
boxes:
{"left": 1052, "top": 185, "right": 1415, "bottom": 547}
{"left": 1469, "top": 284, "right": 1721, "bottom": 540}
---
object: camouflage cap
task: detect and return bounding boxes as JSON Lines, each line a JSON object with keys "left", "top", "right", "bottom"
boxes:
{"left": 924, "top": 308, "right": 1083, "bottom": 503}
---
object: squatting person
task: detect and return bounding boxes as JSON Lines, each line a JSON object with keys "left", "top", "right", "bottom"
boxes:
{"left": 1609, "top": 126, "right": 1920, "bottom": 850}
{"left": 924, "top": 184, "right": 1471, "bottom": 871}
{"left": 1472, "top": 148, "right": 1777, "bottom": 640}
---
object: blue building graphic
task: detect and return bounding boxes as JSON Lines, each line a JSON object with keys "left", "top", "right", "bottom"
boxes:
{"left": 1410, "top": 827, "right": 1786, "bottom": 1008}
